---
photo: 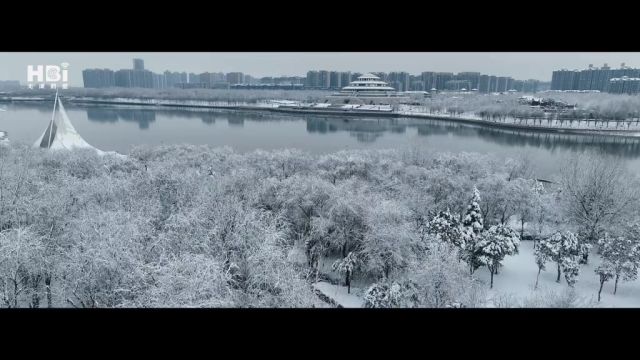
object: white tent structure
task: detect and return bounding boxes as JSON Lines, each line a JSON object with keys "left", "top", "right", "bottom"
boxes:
{"left": 34, "top": 91, "right": 124, "bottom": 157}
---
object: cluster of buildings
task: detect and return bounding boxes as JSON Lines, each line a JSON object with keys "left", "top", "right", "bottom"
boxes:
{"left": 83, "top": 59, "right": 253, "bottom": 90}
{"left": 306, "top": 70, "right": 542, "bottom": 93}
{"left": 82, "top": 58, "right": 548, "bottom": 94}
{"left": 551, "top": 63, "right": 640, "bottom": 94}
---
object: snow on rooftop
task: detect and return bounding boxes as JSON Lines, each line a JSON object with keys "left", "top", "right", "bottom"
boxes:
{"left": 358, "top": 73, "right": 380, "bottom": 79}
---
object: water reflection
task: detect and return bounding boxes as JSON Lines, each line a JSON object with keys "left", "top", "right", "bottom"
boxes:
{"left": 86, "top": 108, "right": 156, "bottom": 129}
{"left": 305, "top": 116, "right": 640, "bottom": 158}
{"left": 8, "top": 102, "right": 640, "bottom": 161}
{"left": 227, "top": 112, "right": 245, "bottom": 127}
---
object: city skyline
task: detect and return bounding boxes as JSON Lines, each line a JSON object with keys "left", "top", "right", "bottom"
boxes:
{"left": 3, "top": 52, "right": 640, "bottom": 86}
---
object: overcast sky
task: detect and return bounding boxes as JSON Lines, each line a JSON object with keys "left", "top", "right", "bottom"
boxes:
{"left": 2, "top": 52, "right": 640, "bottom": 86}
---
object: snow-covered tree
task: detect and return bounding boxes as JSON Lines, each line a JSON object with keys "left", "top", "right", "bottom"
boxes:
{"left": 477, "top": 174, "right": 513, "bottom": 227}
{"left": 597, "top": 231, "right": 640, "bottom": 295}
{"left": 559, "top": 154, "right": 639, "bottom": 245}
{"left": 475, "top": 224, "right": 520, "bottom": 288}
{"left": 576, "top": 230, "right": 593, "bottom": 264}
{"left": 427, "top": 209, "right": 464, "bottom": 248}
{"left": 511, "top": 179, "right": 538, "bottom": 239}
{"left": 312, "top": 197, "right": 366, "bottom": 258}
{"left": 463, "top": 186, "right": 484, "bottom": 233}
{"left": 360, "top": 200, "right": 414, "bottom": 280}
{"left": 332, "top": 251, "right": 360, "bottom": 294}
{"left": 534, "top": 237, "right": 552, "bottom": 289}
{"left": 408, "top": 241, "right": 486, "bottom": 308}
{"left": 0, "top": 228, "right": 47, "bottom": 308}
{"left": 461, "top": 186, "right": 485, "bottom": 274}
{"left": 594, "top": 262, "right": 615, "bottom": 302}
{"left": 363, "top": 281, "right": 417, "bottom": 308}
{"left": 561, "top": 257, "right": 580, "bottom": 287}
{"left": 537, "top": 231, "right": 582, "bottom": 287}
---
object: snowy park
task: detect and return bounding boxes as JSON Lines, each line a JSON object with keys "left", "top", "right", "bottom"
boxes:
{"left": 1, "top": 139, "right": 639, "bottom": 308}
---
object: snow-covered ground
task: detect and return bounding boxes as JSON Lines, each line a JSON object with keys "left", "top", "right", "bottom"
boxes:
{"left": 477, "top": 241, "right": 640, "bottom": 307}
{"left": 314, "top": 241, "right": 640, "bottom": 308}
{"left": 313, "top": 281, "right": 365, "bottom": 308}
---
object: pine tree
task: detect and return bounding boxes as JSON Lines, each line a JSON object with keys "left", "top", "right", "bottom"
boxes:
{"left": 427, "top": 209, "right": 464, "bottom": 249}
{"left": 463, "top": 186, "right": 484, "bottom": 233}
{"left": 461, "top": 186, "right": 485, "bottom": 274}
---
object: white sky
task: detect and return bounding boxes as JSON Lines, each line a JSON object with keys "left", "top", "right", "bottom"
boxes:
{"left": 2, "top": 52, "right": 640, "bottom": 86}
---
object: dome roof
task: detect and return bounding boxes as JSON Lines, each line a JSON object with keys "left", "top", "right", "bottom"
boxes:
{"left": 358, "top": 73, "right": 380, "bottom": 80}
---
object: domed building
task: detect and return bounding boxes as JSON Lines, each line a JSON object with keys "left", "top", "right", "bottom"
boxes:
{"left": 326, "top": 73, "right": 410, "bottom": 105}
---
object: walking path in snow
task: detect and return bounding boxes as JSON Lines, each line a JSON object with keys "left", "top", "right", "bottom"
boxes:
{"left": 313, "top": 281, "right": 364, "bottom": 308}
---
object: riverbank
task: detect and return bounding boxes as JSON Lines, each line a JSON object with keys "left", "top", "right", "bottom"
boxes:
{"left": 4, "top": 95, "right": 640, "bottom": 138}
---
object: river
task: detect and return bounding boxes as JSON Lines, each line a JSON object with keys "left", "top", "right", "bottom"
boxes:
{"left": 2, "top": 102, "right": 640, "bottom": 178}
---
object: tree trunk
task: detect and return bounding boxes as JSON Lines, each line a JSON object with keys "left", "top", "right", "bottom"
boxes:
{"left": 346, "top": 271, "right": 351, "bottom": 294}
{"left": 490, "top": 266, "right": 494, "bottom": 289}
{"left": 31, "top": 293, "right": 40, "bottom": 308}
{"left": 44, "top": 273, "right": 51, "bottom": 308}
{"left": 556, "top": 263, "right": 561, "bottom": 283}
{"left": 535, "top": 267, "right": 541, "bottom": 289}
{"left": 614, "top": 274, "right": 619, "bottom": 295}
{"left": 520, "top": 218, "right": 525, "bottom": 239}
{"left": 598, "top": 278, "right": 604, "bottom": 302}
{"left": 13, "top": 279, "right": 18, "bottom": 308}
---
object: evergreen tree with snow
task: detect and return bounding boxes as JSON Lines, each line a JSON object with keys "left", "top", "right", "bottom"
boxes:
{"left": 427, "top": 209, "right": 464, "bottom": 249}
{"left": 461, "top": 186, "right": 485, "bottom": 274}
{"left": 332, "top": 251, "right": 360, "bottom": 294}
{"left": 463, "top": 186, "right": 484, "bottom": 233}
{"left": 537, "top": 231, "right": 582, "bottom": 287}
{"left": 561, "top": 257, "right": 580, "bottom": 287}
{"left": 475, "top": 224, "right": 520, "bottom": 288}
{"left": 597, "top": 231, "right": 640, "bottom": 295}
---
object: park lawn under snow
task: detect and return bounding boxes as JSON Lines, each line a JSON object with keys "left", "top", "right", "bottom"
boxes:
{"left": 478, "top": 240, "right": 640, "bottom": 307}
{"left": 315, "top": 240, "right": 640, "bottom": 308}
